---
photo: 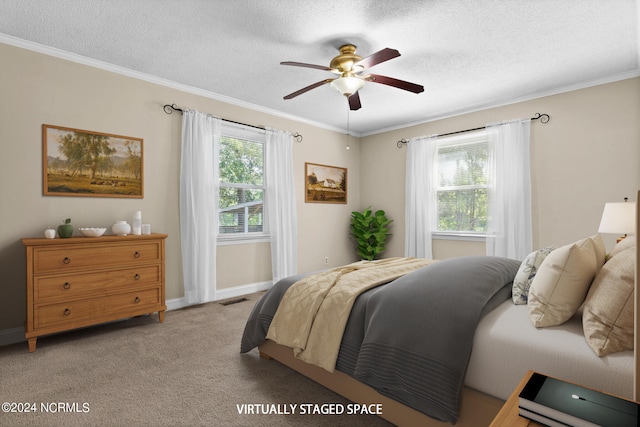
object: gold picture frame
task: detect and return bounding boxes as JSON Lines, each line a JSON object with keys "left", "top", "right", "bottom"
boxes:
{"left": 305, "top": 162, "right": 347, "bottom": 204}
{"left": 43, "top": 124, "right": 143, "bottom": 198}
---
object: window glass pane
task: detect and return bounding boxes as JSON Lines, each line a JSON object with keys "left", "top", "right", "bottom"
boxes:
{"left": 437, "top": 188, "right": 487, "bottom": 232}
{"left": 219, "top": 188, "right": 263, "bottom": 233}
{"left": 437, "top": 141, "right": 488, "bottom": 187}
{"left": 219, "top": 137, "right": 263, "bottom": 185}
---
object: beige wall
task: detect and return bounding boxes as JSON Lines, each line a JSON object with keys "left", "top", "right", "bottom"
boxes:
{"left": 0, "top": 41, "right": 361, "bottom": 334}
{"left": 1, "top": 40, "right": 639, "bottom": 339}
{"left": 360, "top": 78, "right": 640, "bottom": 259}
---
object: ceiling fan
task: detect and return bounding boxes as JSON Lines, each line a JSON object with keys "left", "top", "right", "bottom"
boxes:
{"left": 281, "top": 44, "right": 424, "bottom": 110}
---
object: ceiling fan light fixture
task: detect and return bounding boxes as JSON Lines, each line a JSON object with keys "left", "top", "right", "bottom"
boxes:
{"left": 331, "top": 76, "right": 365, "bottom": 97}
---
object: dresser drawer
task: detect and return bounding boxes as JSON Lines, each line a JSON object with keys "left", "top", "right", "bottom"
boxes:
{"left": 33, "top": 241, "right": 162, "bottom": 274}
{"left": 35, "top": 287, "right": 161, "bottom": 329}
{"left": 34, "top": 265, "right": 162, "bottom": 302}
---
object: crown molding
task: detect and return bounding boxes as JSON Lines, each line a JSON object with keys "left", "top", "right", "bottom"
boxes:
{"left": 2, "top": 33, "right": 637, "bottom": 139}
{"left": 362, "top": 68, "right": 640, "bottom": 137}
{"left": 0, "top": 33, "right": 347, "bottom": 134}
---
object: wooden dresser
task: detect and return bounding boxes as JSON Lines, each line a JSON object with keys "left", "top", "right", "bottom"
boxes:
{"left": 22, "top": 233, "right": 167, "bottom": 352}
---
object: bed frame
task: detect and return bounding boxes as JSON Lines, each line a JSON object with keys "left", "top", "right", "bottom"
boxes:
{"left": 258, "top": 339, "right": 502, "bottom": 426}
{"left": 258, "top": 190, "right": 640, "bottom": 426}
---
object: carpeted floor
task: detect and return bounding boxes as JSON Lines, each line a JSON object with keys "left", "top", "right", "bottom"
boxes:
{"left": 0, "top": 292, "right": 393, "bottom": 426}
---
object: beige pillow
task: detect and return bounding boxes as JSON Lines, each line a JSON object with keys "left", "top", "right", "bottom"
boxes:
{"left": 528, "top": 236, "right": 598, "bottom": 327}
{"left": 583, "top": 245, "right": 635, "bottom": 356}
{"left": 591, "top": 233, "right": 606, "bottom": 271}
{"left": 608, "top": 235, "right": 635, "bottom": 259}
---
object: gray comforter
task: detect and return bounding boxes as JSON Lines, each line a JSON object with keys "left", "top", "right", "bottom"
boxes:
{"left": 240, "top": 256, "right": 520, "bottom": 423}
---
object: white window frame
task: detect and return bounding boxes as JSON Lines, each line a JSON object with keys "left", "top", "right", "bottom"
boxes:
{"left": 432, "top": 130, "right": 489, "bottom": 241}
{"left": 217, "top": 123, "right": 270, "bottom": 246}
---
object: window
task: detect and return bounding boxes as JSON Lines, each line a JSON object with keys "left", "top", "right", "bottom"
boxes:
{"left": 435, "top": 131, "right": 489, "bottom": 235}
{"left": 218, "top": 124, "right": 267, "bottom": 242}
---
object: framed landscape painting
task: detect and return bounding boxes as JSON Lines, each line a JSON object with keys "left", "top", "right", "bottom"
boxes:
{"left": 305, "top": 162, "right": 347, "bottom": 204}
{"left": 43, "top": 124, "right": 143, "bottom": 198}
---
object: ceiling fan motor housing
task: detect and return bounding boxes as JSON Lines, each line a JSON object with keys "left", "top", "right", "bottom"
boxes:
{"left": 330, "top": 44, "right": 363, "bottom": 76}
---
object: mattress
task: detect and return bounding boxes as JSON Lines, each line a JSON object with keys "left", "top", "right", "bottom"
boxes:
{"left": 465, "top": 299, "right": 634, "bottom": 401}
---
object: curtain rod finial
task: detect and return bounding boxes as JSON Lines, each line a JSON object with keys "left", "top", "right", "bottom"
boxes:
{"left": 533, "top": 113, "right": 550, "bottom": 123}
{"left": 163, "top": 104, "right": 183, "bottom": 114}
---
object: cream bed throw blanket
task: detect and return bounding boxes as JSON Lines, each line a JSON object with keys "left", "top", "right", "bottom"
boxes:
{"left": 265, "top": 257, "right": 435, "bottom": 372}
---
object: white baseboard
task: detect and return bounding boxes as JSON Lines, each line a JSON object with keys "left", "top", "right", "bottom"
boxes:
{"left": 0, "top": 281, "right": 272, "bottom": 348}
{"left": 166, "top": 280, "right": 272, "bottom": 310}
{"left": 215, "top": 280, "right": 272, "bottom": 301}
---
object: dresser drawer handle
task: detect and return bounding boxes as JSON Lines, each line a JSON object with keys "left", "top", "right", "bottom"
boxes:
{"left": 134, "top": 251, "right": 141, "bottom": 258}
{"left": 63, "top": 308, "right": 71, "bottom": 316}
{"left": 134, "top": 274, "right": 140, "bottom": 280}
{"left": 63, "top": 282, "right": 71, "bottom": 290}
{"left": 134, "top": 296, "right": 141, "bottom": 304}
{"left": 63, "top": 257, "right": 71, "bottom": 264}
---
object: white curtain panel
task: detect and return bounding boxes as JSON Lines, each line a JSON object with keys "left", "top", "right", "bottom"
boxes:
{"left": 265, "top": 128, "right": 298, "bottom": 283}
{"left": 485, "top": 119, "right": 532, "bottom": 260}
{"left": 180, "top": 110, "right": 221, "bottom": 305}
{"left": 404, "top": 135, "right": 438, "bottom": 259}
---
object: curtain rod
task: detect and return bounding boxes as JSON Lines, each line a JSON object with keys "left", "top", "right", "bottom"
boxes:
{"left": 163, "top": 103, "right": 303, "bottom": 143}
{"left": 396, "top": 113, "right": 550, "bottom": 148}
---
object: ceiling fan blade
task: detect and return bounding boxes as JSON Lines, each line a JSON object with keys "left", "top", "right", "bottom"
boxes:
{"left": 348, "top": 92, "right": 362, "bottom": 111}
{"left": 355, "top": 48, "right": 400, "bottom": 69}
{"left": 366, "top": 74, "right": 424, "bottom": 93}
{"left": 283, "top": 79, "right": 334, "bottom": 99}
{"left": 280, "top": 61, "right": 336, "bottom": 72}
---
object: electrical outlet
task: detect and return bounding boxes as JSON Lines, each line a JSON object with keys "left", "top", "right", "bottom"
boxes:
{"left": 324, "top": 256, "right": 329, "bottom": 265}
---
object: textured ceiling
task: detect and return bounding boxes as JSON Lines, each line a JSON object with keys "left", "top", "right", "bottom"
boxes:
{"left": 0, "top": 0, "right": 638, "bottom": 135}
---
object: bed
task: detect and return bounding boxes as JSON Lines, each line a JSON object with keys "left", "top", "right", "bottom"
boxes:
{"left": 240, "top": 191, "right": 638, "bottom": 426}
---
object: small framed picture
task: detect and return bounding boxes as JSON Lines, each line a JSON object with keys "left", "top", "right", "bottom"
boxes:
{"left": 305, "top": 162, "right": 347, "bottom": 204}
{"left": 43, "top": 124, "right": 143, "bottom": 198}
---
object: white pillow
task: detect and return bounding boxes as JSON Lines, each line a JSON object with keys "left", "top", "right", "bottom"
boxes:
{"left": 583, "top": 245, "right": 634, "bottom": 356}
{"left": 528, "top": 236, "right": 598, "bottom": 327}
{"left": 512, "top": 246, "right": 555, "bottom": 305}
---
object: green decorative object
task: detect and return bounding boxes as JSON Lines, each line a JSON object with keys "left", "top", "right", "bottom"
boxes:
{"left": 350, "top": 207, "right": 393, "bottom": 261}
{"left": 57, "top": 218, "right": 73, "bottom": 238}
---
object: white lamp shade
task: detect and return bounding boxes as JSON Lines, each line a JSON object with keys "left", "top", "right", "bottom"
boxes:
{"left": 331, "top": 76, "right": 365, "bottom": 96}
{"left": 598, "top": 202, "right": 636, "bottom": 235}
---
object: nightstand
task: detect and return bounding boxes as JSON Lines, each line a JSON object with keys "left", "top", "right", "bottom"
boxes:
{"left": 489, "top": 370, "right": 544, "bottom": 426}
{"left": 491, "top": 370, "right": 639, "bottom": 426}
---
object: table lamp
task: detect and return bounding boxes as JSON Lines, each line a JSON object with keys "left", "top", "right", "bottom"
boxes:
{"left": 598, "top": 197, "right": 636, "bottom": 243}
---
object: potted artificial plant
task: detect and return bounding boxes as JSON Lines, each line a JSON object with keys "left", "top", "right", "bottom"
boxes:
{"left": 57, "top": 218, "right": 73, "bottom": 238}
{"left": 350, "top": 207, "right": 393, "bottom": 261}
